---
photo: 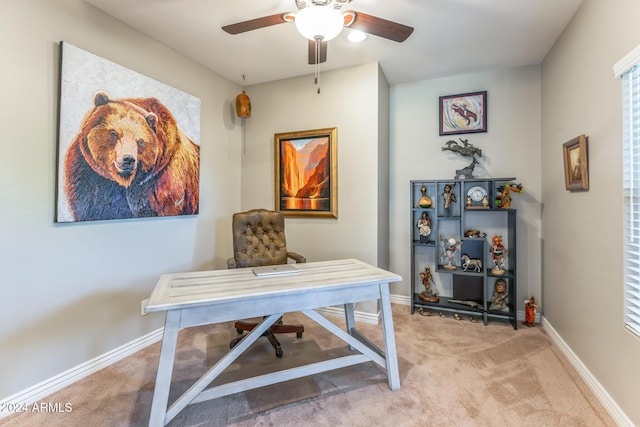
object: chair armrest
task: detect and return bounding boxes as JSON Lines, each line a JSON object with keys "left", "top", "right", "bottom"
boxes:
{"left": 227, "top": 257, "right": 237, "bottom": 269}
{"left": 287, "top": 252, "right": 306, "bottom": 263}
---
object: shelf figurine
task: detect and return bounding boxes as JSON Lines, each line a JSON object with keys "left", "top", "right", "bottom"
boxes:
{"left": 441, "top": 138, "right": 482, "bottom": 179}
{"left": 490, "top": 235, "right": 507, "bottom": 275}
{"left": 440, "top": 235, "right": 462, "bottom": 270}
{"left": 464, "top": 229, "right": 487, "bottom": 238}
{"left": 416, "top": 211, "right": 432, "bottom": 243}
{"left": 418, "top": 185, "right": 432, "bottom": 208}
{"left": 418, "top": 267, "right": 439, "bottom": 302}
{"left": 461, "top": 254, "right": 482, "bottom": 272}
{"left": 494, "top": 183, "right": 523, "bottom": 208}
{"left": 442, "top": 183, "right": 457, "bottom": 217}
{"left": 489, "top": 279, "right": 509, "bottom": 312}
{"left": 523, "top": 296, "right": 539, "bottom": 327}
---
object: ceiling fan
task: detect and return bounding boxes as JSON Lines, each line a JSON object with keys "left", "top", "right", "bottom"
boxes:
{"left": 222, "top": 0, "right": 414, "bottom": 66}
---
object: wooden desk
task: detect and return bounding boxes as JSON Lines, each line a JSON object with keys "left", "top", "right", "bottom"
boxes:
{"left": 143, "top": 259, "right": 402, "bottom": 426}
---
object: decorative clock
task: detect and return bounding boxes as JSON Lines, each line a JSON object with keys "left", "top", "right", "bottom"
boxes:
{"left": 466, "top": 186, "right": 488, "bottom": 209}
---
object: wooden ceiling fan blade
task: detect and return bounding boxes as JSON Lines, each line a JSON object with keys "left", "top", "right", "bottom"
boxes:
{"left": 347, "top": 11, "right": 414, "bottom": 42}
{"left": 308, "top": 39, "right": 327, "bottom": 65}
{"left": 222, "top": 13, "right": 288, "bottom": 34}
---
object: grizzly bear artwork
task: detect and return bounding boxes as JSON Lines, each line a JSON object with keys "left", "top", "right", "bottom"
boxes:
{"left": 63, "top": 92, "right": 200, "bottom": 221}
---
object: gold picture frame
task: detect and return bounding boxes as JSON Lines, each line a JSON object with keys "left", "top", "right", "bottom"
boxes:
{"left": 274, "top": 127, "right": 338, "bottom": 218}
{"left": 562, "top": 134, "right": 589, "bottom": 191}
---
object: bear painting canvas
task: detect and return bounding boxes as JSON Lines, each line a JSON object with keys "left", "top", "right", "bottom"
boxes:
{"left": 56, "top": 42, "right": 201, "bottom": 222}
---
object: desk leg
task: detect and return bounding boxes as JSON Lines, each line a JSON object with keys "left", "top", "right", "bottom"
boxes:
{"left": 379, "top": 283, "right": 400, "bottom": 390}
{"left": 149, "top": 310, "right": 181, "bottom": 427}
{"left": 344, "top": 303, "right": 356, "bottom": 350}
{"left": 344, "top": 303, "right": 356, "bottom": 331}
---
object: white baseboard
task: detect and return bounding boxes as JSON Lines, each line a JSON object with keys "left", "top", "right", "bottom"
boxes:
{"left": 390, "top": 294, "right": 411, "bottom": 306}
{"left": 0, "top": 305, "right": 376, "bottom": 417}
{"left": 0, "top": 328, "right": 163, "bottom": 419}
{"left": 393, "top": 294, "right": 631, "bottom": 423}
{"left": 316, "top": 305, "right": 381, "bottom": 324}
{"left": 542, "top": 317, "right": 634, "bottom": 427}
{"left": 3, "top": 300, "right": 631, "bottom": 426}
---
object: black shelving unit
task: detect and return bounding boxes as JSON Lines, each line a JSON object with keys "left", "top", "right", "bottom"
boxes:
{"left": 410, "top": 178, "right": 518, "bottom": 329}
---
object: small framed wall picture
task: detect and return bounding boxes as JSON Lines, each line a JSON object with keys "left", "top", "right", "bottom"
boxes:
{"left": 562, "top": 134, "right": 589, "bottom": 191}
{"left": 439, "top": 91, "right": 487, "bottom": 135}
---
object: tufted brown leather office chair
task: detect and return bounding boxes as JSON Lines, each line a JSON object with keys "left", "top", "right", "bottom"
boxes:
{"left": 227, "top": 209, "right": 305, "bottom": 357}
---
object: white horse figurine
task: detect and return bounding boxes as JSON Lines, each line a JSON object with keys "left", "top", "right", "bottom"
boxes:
{"left": 461, "top": 254, "right": 482, "bottom": 272}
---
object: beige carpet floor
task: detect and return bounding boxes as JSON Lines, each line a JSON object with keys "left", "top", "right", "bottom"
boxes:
{"left": 1, "top": 304, "right": 615, "bottom": 427}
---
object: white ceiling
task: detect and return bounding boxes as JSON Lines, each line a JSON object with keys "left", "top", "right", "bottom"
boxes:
{"left": 84, "top": 0, "right": 583, "bottom": 86}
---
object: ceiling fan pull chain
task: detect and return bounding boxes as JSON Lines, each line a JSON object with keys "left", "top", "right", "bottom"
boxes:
{"left": 315, "top": 36, "right": 321, "bottom": 94}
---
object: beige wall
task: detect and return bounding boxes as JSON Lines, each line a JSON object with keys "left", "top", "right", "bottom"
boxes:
{"left": 3, "top": 1, "right": 639, "bottom": 423}
{"left": 0, "top": 0, "right": 241, "bottom": 397}
{"left": 378, "top": 66, "right": 391, "bottom": 270}
{"left": 389, "top": 66, "right": 543, "bottom": 312}
{"left": 240, "top": 63, "right": 390, "bottom": 315}
{"left": 541, "top": 0, "right": 640, "bottom": 423}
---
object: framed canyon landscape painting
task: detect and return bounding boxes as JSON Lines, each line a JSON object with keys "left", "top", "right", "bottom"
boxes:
{"left": 274, "top": 127, "right": 337, "bottom": 218}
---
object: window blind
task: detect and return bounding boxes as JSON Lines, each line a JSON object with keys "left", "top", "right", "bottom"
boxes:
{"left": 622, "top": 64, "right": 640, "bottom": 337}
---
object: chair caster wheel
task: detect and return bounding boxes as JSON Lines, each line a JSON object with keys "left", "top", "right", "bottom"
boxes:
{"left": 275, "top": 348, "right": 283, "bottom": 358}
{"left": 296, "top": 332, "right": 303, "bottom": 339}
{"left": 236, "top": 329, "right": 244, "bottom": 335}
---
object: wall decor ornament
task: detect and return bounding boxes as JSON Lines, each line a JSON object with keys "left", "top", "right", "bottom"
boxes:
{"left": 274, "top": 127, "right": 337, "bottom": 218}
{"left": 562, "top": 134, "right": 589, "bottom": 191}
{"left": 56, "top": 42, "right": 201, "bottom": 223}
{"left": 235, "top": 75, "right": 251, "bottom": 118}
{"left": 439, "top": 91, "right": 487, "bottom": 135}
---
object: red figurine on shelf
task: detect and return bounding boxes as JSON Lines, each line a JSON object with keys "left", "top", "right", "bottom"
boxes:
{"left": 490, "top": 235, "right": 507, "bottom": 275}
{"left": 523, "top": 296, "right": 539, "bottom": 327}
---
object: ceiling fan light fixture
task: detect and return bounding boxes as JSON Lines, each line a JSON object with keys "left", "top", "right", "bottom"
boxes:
{"left": 347, "top": 30, "right": 366, "bottom": 43}
{"left": 295, "top": 6, "right": 344, "bottom": 41}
